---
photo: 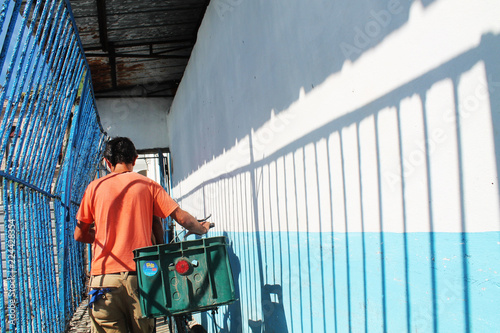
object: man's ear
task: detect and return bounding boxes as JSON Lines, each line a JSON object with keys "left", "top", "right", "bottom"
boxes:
{"left": 104, "top": 158, "right": 112, "bottom": 170}
{"left": 132, "top": 156, "right": 138, "bottom": 166}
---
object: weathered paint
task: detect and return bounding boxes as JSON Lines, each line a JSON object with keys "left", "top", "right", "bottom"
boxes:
{"left": 70, "top": 0, "right": 209, "bottom": 96}
{"left": 0, "top": 0, "right": 105, "bottom": 331}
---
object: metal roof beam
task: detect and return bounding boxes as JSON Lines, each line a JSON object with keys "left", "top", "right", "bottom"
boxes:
{"left": 109, "top": 42, "right": 117, "bottom": 89}
{"left": 94, "top": 79, "right": 179, "bottom": 95}
{"left": 83, "top": 38, "right": 194, "bottom": 51}
{"left": 86, "top": 53, "right": 189, "bottom": 59}
{"left": 153, "top": 45, "right": 193, "bottom": 55}
{"left": 96, "top": 0, "right": 109, "bottom": 52}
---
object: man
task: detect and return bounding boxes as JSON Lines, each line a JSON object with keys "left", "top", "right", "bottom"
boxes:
{"left": 74, "top": 137, "right": 210, "bottom": 332}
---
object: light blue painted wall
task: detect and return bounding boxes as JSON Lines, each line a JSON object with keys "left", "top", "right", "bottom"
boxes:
{"left": 194, "top": 231, "right": 499, "bottom": 332}
{"left": 168, "top": 0, "right": 500, "bottom": 332}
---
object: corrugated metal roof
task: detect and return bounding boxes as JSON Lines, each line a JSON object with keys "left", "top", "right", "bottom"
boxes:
{"left": 70, "top": 0, "right": 210, "bottom": 98}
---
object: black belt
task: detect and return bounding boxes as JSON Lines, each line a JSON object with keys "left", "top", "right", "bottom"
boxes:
{"left": 107, "top": 271, "right": 137, "bottom": 275}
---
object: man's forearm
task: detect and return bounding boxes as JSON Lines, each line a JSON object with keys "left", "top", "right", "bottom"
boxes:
{"left": 152, "top": 216, "right": 165, "bottom": 244}
{"left": 80, "top": 229, "right": 95, "bottom": 243}
{"left": 182, "top": 216, "right": 207, "bottom": 234}
{"left": 74, "top": 222, "right": 95, "bottom": 243}
{"left": 170, "top": 208, "right": 208, "bottom": 235}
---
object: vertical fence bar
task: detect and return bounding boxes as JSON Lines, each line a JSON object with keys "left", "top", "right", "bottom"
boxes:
{"left": 57, "top": 68, "right": 87, "bottom": 326}
{"left": 0, "top": 0, "right": 35, "bottom": 146}
{"left": 8, "top": 0, "right": 48, "bottom": 178}
{"left": 3, "top": 179, "right": 17, "bottom": 332}
{"left": 34, "top": 24, "right": 73, "bottom": 188}
{"left": 14, "top": 0, "right": 60, "bottom": 180}
{"left": 33, "top": 22, "right": 75, "bottom": 188}
{"left": 0, "top": 0, "right": 11, "bottom": 37}
{"left": 0, "top": 0, "right": 20, "bottom": 82}
{"left": 0, "top": 0, "right": 46, "bottom": 155}
{"left": 0, "top": 189, "right": 4, "bottom": 331}
{"left": 12, "top": 184, "right": 24, "bottom": 333}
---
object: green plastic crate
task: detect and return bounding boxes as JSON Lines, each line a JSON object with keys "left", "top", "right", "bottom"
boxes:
{"left": 133, "top": 236, "right": 236, "bottom": 318}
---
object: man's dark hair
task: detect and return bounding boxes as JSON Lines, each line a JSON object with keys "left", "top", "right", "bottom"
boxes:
{"left": 104, "top": 137, "right": 138, "bottom": 166}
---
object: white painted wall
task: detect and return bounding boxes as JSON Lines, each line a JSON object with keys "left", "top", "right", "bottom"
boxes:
{"left": 166, "top": 0, "right": 500, "bottom": 331}
{"left": 169, "top": 0, "right": 500, "bottom": 233}
{"left": 96, "top": 97, "right": 172, "bottom": 150}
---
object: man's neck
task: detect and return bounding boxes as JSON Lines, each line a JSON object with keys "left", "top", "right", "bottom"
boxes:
{"left": 111, "top": 162, "right": 134, "bottom": 174}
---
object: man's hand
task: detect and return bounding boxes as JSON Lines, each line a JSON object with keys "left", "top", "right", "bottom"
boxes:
{"left": 185, "top": 221, "right": 211, "bottom": 238}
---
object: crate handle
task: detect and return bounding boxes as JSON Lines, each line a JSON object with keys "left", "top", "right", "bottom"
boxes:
{"left": 204, "top": 246, "right": 218, "bottom": 300}
{"left": 160, "top": 261, "right": 172, "bottom": 308}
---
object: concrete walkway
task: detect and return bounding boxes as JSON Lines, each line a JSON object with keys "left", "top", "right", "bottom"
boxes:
{"left": 65, "top": 299, "right": 92, "bottom": 333}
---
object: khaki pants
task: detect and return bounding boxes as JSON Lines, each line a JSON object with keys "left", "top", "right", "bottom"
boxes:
{"left": 89, "top": 273, "right": 154, "bottom": 333}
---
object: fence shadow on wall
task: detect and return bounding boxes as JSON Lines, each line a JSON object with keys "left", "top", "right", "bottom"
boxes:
{"left": 180, "top": 32, "right": 500, "bottom": 332}
{"left": 174, "top": 0, "right": 441, "bottom": 178}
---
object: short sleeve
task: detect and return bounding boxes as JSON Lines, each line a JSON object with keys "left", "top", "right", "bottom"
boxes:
{"left": 152, "top": 182, "right": 179, "bottom": 218}
{"left": 76, "top": 186, "right": 95, "bottom": 224}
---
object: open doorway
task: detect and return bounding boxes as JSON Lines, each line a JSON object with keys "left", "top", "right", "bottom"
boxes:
{"left": 135, "top": 149, "right": 174, "bottom": 243}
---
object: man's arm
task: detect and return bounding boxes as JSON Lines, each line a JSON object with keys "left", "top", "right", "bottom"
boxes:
{"left": 152, "top": 215, "right": 165, "bottom": 245}
{"left": 170, "top": 207, "right": 210, "bottom": 237}
{"left": 74, "top": 221, "right": 95, "bottom": 244}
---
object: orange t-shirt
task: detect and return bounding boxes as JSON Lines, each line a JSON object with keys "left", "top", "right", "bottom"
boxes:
{"left": 76, "top": 171, "right": 178, "bottom": 275}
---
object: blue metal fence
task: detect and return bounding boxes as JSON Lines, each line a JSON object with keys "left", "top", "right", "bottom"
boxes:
{"left": 0, "top": 0, "right": 106, "bottom": 331}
